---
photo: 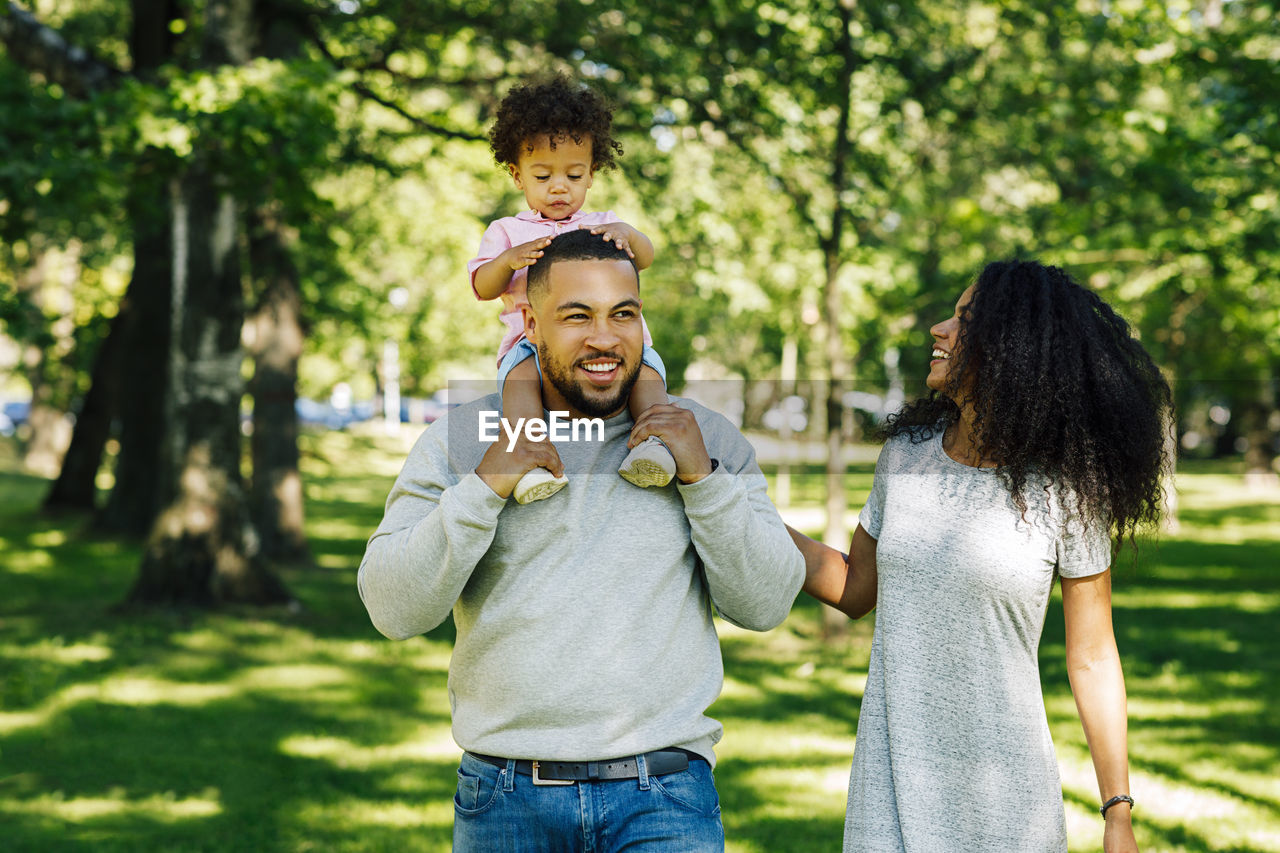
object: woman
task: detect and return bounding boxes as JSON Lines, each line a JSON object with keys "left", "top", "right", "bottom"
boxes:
{"left": 793, "top": 260, "right": 1170, "bottom": 852}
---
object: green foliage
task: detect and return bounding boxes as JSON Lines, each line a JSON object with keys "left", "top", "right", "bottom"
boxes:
{"left": 112, "top": 58, "right": 344, "bottom": 207}
{"left": 0, "top": 57, "right": 124, "bottom": 247}
{"left": 4, "top": 0, "right": 1279, "bottom": 454}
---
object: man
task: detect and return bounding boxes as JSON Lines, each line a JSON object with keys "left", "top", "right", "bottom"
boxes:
{"left": 357, "top": 229, "right": 804, "bottom": 851}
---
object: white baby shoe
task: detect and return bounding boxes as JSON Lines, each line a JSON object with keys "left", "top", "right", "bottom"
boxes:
{"left": 513, "top": 467, "right": 568, "bottom": 504}
{"left": 618, "top": 436, "right": 677, "bottom": 488}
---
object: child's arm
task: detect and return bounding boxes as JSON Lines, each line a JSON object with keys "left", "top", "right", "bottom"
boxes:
{"left": 472, "top": 236, "right": 554, "bottom": 300}
{"left": 588, "top": 222, "right": 654, "bottom": 270}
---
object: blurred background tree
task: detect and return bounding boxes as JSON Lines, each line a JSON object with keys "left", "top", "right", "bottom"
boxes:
{"left": 2, "top": 0, "right": 1277, "bottom": 607}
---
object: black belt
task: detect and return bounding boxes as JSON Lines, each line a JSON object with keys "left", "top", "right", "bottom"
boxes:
{"left": 469, "top": 748, "right": 701, "bottom": 786}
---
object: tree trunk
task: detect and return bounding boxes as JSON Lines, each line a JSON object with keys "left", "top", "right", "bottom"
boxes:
{"left": 1242, "top": 371, "right": 1279, "bottom": 490}
{"left": 130, "top": 167, "right": 291, "bottom": 606}
{"left": 43, "top": 297, "right": 128, "bottom": 512}
{"left": 821, "top": 260, "right": 849, "bottom": 638}
{"left": 1162, "top": 404, "right": 1180, "bottom": 533}
{"left": 131, "top": 0, "right": 292, "bottom": 606}
{"left": 98, "top": 183, "right": 173, "bottom": 535}
{"left": 97, "top": 0, "right": 179, "bottom": 532}
{"left": 247, "top": 209, "right": 312, "bottom": 566}
{"left": 820, "top": 0, "right": 857, "bottom": 638}
{"left": 242, "top": 0, "right": 312, "bottom": 566}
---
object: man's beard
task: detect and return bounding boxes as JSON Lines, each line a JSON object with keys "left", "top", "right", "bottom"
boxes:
{"left": 538, "top": 342, "right": 641, "bottom": 419}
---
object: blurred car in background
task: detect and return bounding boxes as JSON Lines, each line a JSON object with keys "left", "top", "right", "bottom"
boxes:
{"left": 294, "top": 397, "right": 375, "bottom": 430}
{"left": 293, "top": 390, "right": 453, "bottom": 430}
{"left": 0, "top": 399, "right": 31, "bottom": 437}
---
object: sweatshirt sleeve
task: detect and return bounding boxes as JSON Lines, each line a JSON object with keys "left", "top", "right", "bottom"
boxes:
{"left": 356, "top": 418, "right": 509, "bottom": 640}
{"left": 676, "top": 414, "right": 804, "bottom": 631}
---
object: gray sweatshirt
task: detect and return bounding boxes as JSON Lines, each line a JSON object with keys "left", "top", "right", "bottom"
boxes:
{"left": 357, "top": 394, "right": 804, "bottom": 765}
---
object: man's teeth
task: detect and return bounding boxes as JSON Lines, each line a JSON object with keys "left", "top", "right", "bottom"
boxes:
{"left": 583, "top": 362, "right": 617, "bottom": 373}
{"left": 932, "top": 349, "right": 950, "bottom": 359}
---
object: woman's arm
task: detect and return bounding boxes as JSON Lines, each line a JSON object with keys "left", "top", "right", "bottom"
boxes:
{"left": 1062, "top": 569, "right": 1139, "bottom": 853}
{"left": 786, "top": 523, "right": 878, "bottom": 619}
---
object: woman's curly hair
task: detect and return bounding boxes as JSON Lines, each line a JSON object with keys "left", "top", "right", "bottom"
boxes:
{"left": 882, "top": 260, "right": 1173, "bottom": 546}
{"left": 489, "top": 73, "right": 623, "bottom": 172}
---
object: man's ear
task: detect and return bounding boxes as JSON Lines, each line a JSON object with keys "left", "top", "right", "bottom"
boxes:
{"left": 522, "top": 304, "right": 538, "bottom": 346}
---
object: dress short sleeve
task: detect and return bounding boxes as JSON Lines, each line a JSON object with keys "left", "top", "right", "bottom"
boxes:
{"left": 1054, "top": 507, "right": 1112, "bottom": 578}
{"left": 857, "top": 442, "right": 892, "bottom": 539}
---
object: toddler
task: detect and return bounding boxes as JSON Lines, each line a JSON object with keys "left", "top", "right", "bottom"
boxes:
{"left": 469, "top": 74, "right": 675, "bottom": 503}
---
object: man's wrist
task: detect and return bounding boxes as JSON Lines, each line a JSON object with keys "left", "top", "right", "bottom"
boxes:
{"left": 474, "top": 456, "right": 518, "bottom": 499}
{"left": 475, "top": 470, "right": 511, "bottom": 499}
{"left": 678, "top": 457, "right": 718, "bottom": 485}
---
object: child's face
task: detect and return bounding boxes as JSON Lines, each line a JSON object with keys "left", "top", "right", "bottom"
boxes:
{"left": 509, "top": 134, "right": 594, "bottom": 220}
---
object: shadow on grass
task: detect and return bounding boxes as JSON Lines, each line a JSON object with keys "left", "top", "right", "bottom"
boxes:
{"left": 3, "top": 440, "right": 1279, "bottom": 851}
{"left": 1, "top": 593, "right": 461, "bottom": 851}
{"left": 1063, "top": 788, "right": 1264, "bottom": 853}
{"left": 2, "top": 689, "right": 458, "bottom": 851}
{"left": 1178, "top": 502, "right": 1280, "bottom": 527}
{"left": 1038, "top": 531, "right": 1280, "bottom": 844}
{"left": 0, "top": 458, "right": 462, "bottom": 851}
{"left": 716, "top": 752, "right": 847, "bottom": 849}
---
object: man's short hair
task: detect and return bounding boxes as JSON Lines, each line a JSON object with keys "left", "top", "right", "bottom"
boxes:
{"left": 526, "top": 229, "right": 639, "bottom": 306}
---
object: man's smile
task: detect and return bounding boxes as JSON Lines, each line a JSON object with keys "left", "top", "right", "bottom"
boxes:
{"left": 579, "top": 357, "right": 622, "bottom": 386}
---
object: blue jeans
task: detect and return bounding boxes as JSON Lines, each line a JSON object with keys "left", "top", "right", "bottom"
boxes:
{"left": 453, "top": 752, "right": 724, "bottom": 852}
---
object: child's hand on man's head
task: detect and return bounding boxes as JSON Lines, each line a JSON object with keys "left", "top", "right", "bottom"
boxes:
{"left": 588, "top": 222, "right": 637, "bottom": 259}
{"left": 506, "top": 236, "right": 554, "bottom": 271}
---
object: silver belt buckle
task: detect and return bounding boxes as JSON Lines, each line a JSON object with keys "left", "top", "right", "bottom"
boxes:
{"left": 531, "top": 760, "right": 574, "bottom": 786}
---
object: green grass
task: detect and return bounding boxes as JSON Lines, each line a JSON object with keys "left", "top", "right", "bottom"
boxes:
{"left": 1, "top": 432, "right": 1277, "bottom": 852}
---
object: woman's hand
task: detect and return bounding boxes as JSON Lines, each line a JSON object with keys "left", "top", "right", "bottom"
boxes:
{"left": 1103, "top": 805, "right": 1138, "bottom": 852}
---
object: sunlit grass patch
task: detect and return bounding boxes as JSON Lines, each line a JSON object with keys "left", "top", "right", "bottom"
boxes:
{"left": 278, "top": 729, "right": 462, "bottom": 770}
{"left": 4, "top": 637, "right": 114, "bottom": 665}
{"left": 0, "top": 433, "right": 1277, "bottom": 851}
{"left": 0, "top": 546, "right": 54, "bottom": 573}
{"left": 2, "top": 787, "right": 224, "bottom": 823}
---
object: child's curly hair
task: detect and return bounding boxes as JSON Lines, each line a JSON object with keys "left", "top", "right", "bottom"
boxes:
{"left": 489, "top": 73, "right": 623, "bottom": 172}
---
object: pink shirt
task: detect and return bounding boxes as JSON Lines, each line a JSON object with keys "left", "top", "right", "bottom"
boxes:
{"left": 468, "top": 209, "right": 652, "bottom": 362}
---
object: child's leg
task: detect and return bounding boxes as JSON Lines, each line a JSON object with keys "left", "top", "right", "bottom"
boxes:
{"left": 502, "top": 356, "right": 547, "bottom": 424}
{"left": 619, "top": 355, "right": 678, "bottom": 488}
{"left": 499, "top": 347, "right": 567, "bottom": 504}
{"left": 627, "top": 365, "right": 669, "bottom": 423}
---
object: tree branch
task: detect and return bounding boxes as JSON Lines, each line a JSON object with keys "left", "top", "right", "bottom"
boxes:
{"left": 348, "top": 80, "right": 484, "bottom": 141}
{"left": 726, "top": 135, "right": 823, "bottom": 241}
{"left": 1, "top": 1, "right": 123, "bottom": 96}
{"left": 297, "top": 13, "right": 485, "bottom": 142}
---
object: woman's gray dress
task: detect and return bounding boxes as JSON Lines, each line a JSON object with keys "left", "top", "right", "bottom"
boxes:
{"left": 845, "top": 431, "right": 1110, "bottom": 852}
